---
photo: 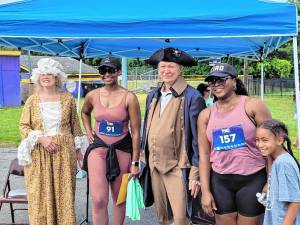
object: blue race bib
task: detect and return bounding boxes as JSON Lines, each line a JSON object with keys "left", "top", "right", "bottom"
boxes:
{"left": 212, "top": 125, "right": 247, "bottom": 151}
{"left": 99, "top": 120, "right": 124, "bottom": 137}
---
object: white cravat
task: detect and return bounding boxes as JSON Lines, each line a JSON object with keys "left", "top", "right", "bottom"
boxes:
{"left": 160, "top": 90, "right": 172, "bottom": 114}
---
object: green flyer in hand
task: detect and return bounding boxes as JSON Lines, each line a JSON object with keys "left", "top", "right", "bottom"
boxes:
{"left": 125, "top": 178, "right": 145, "bottom": 220}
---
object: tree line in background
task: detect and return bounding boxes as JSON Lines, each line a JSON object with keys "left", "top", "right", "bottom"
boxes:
{"left": 0, "top": 41, "right": 295, "bottom": 79}
{"left": 84, "top": 43, "right": 294, "bottom": 79}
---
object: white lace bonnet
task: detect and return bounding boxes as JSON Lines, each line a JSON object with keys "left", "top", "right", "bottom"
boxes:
{"left": 31, "top": 58, "right": 67, "bottom": 83}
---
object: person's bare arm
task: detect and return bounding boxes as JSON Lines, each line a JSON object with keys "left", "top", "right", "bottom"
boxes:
{"left": 282, "top": 202, "right": 300, "bottom": 225}
{"left": 127, "top": 92, "right": 141, "bottom": 177}
{"left": 246, "top": 97, "right": 272, "bottom": 192}
{"left": 81, "top": 91, "right": 94, "bottom": 143}
{"left": 198, "top": 108, "right": 216, "bottom": 216}
{"left": 245, "top": 97, "right": 272, "bottom": 126}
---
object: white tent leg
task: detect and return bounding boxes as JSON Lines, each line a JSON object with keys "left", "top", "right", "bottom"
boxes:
{"left": 260, "top": 62, "right": 264, "bottom": 101}
{"left": 77, "top": 58, "right": 82, "bottom": 113}
{"left": 293, "top": 37, "right": 300, "bottom": 157}
{"left": 27, "top": 50, "right": 31, "bottom": 77}
{"left": 121, "top": 57, "right": 128, "bottom": 88}
{"left": 27, "top": 51, "right": 33, "bottom": 98}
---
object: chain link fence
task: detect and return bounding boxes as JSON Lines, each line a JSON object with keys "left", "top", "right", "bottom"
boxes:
{"left": 246, "top": 77, "right": 295, "bottom": 96}
{"left": 127, "top": 67, "right": 159, "bottom": 92}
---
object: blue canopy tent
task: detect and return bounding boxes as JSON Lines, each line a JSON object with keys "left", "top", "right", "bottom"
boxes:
{"left": 0, "top": 0, "right": 299, "bottom": 153}
{"left": 0, "top": 0, "right": 296, "bottom": 59}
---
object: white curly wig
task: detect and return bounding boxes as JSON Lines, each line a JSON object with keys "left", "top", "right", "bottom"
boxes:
{"left": 31, "top": 58, "right": 67, "bottom": 89}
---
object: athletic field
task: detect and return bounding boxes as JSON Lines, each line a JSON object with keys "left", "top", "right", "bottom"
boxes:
{"left": 0, "top": 94, "right": 298, "bottom": 159}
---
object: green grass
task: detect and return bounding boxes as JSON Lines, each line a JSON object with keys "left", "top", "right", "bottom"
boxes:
{"left": 264, "top": 95, "right": 296, "bottom": 139}
{"left": 0, "top": 107, "right": 22, "bottom": 147}
{"left": 264, "top": 95, "right": 299, "bottom": 159}
{"left": 0, "top": 94, "right": 148, "bottom": 147}
{"left": 137, "top": 93, "right": 147, "bottom": 116}
{"left": 0, "top": 94, "right": 299, "bottom": 159}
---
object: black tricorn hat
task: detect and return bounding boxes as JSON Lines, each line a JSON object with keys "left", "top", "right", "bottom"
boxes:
{"left": 146, "top": 47, "right": 197, "bottom": 67}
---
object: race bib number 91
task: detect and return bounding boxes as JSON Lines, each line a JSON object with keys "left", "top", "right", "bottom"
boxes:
{"left": 212, "top": 125, "right": 247, "bottom": 151}
{"left": 99, "top": 120, "right": 124, "bottom": 137}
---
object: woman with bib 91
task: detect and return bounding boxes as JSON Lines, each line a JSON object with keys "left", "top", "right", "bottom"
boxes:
{"left": 198, "top": 63, "right": 271, "bottom": 225}
{"left": 81, "top": 58, "right": 141, "bottom": 225}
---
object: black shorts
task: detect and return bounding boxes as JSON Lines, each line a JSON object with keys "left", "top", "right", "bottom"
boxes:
{"left": 210, "top": 169, "right": 266, "bottom": 217}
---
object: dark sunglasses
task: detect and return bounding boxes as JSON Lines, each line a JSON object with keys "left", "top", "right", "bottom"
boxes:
{"left": 99, "top": 67, "right": 117, "bottom": 76}
{"left": 207, "top": 76, "right": 232, "bottom": 86}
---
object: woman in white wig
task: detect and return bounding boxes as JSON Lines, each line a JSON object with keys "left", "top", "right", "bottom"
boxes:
{"left": 18, "top": 58, "right": 84, "bottom": 225}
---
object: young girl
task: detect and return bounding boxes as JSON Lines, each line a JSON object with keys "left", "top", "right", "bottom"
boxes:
{"left": 256, "top": 119, "right": 300, "bottom": 225}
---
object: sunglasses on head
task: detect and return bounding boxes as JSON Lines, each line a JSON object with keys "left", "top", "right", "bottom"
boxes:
{"left": 207, "top": 76, "right": 232, "bottom": 86}
{"left": 99, "top": 67, "right": 117, "bottom": 76}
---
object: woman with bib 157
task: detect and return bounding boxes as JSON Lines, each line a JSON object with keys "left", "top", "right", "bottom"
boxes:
{"left": 198, "top": 63, "right": 272, "bottom": 225}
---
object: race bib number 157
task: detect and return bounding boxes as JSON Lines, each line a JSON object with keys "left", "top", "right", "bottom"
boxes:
{"left": 212, "top": 125, "right": 247, "bottom": 151}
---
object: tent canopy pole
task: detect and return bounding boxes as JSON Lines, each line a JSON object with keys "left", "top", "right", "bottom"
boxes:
{"left": 293, "top": 37, "right": 300, "bottom": 157}
{"left": 77, "top": 58, "right": 82, "bottom": 113}
{"left": 260, "top": 62, "right": 264, "bottom": 101}
{"left": 121, "top": 57, "right": 128, "bottom": 88}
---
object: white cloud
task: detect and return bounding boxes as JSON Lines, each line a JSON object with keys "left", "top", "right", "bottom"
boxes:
{"left": 0, "top": 0, "right": 27, "bottom": 6}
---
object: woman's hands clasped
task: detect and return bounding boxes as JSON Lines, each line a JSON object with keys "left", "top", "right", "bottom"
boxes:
{"left": 38, "top": 136, "right": 59, "bottom": 153}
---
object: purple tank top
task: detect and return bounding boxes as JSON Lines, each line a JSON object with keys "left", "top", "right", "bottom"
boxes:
{"left": 206, "top": 95, "right": 266, "bottom": 175}
{"left": 92, "top": 91, "right": 129, "bottom": 145}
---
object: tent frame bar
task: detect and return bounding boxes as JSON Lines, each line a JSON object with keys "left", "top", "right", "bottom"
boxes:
{"left": 0, "top": 33, "right": 296, "bottom": 39}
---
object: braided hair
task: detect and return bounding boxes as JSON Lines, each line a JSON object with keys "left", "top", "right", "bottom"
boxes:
{"left": 258, "top": 119, "right": 300, "bottom": 171}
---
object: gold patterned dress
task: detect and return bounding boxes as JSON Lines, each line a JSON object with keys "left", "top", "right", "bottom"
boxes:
{"left": 18, "top": 93, "right": 83, "bottom": 225}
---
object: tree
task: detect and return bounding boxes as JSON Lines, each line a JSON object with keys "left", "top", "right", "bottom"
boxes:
{"left": 248, "top": 58, "right": 292, "bottom": 78}
{"left": 272, "top": 58, "right": 292, "bottom": 78}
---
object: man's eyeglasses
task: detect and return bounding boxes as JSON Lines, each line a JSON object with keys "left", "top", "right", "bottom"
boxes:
{"left": 99, "top": 67, "right": 117, "bottom": 76}
{"left": 207, "top": 76, "right": 232, "bottom": 86}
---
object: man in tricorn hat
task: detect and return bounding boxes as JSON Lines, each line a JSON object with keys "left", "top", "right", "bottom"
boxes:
{"left": 140, "top": 47, "right": 206, "bottom": 225}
